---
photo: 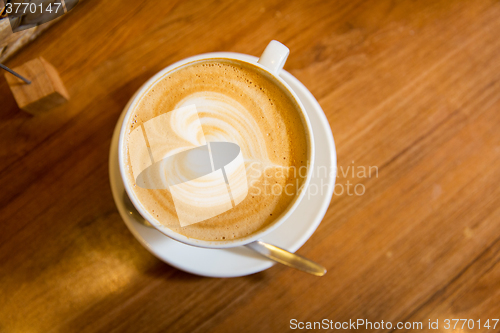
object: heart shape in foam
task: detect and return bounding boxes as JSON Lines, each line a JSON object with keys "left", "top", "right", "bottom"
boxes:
{"left": 128, "top": 105, "right": 248, "bottom": 227}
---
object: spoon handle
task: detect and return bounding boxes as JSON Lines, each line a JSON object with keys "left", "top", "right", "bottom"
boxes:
{"left": 245, "top": 241, "right": 326, "bottom": 276}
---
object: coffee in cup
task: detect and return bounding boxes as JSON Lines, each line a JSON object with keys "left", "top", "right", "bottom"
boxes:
{"left": 122, "top": 53, "right": 310, "bottom": 243}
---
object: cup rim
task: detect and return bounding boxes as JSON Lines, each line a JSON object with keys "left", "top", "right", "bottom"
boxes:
{"left": 118, "top": 51, "right": 315, "bottom": 249}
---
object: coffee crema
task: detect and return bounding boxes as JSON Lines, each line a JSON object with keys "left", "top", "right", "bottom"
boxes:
{"left": 124, "top": 58, "right": 308, "bottom": 241}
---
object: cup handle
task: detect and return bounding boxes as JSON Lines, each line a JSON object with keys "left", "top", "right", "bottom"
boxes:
{"left": 257, "top": 40, "right": 289, "bottom": 75}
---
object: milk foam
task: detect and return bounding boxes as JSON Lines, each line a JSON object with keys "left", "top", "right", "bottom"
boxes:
{"left": 124, "top": 59, "right": 308, "bottom": 241}
{"left": 175, "top": 92, "right": 282, "bottom": 186}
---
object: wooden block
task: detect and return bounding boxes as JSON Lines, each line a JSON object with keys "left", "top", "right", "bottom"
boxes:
{"left": 4, "top": 57, "right": 69, "bottom": 115}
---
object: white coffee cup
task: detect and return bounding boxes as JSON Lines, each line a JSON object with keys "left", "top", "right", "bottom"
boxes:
{"left": 118, "top": 40, "right": 315, "bottom": 249}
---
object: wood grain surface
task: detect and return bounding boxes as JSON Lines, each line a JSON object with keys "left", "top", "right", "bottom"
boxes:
{"left": 1, "top": 0, "right": 500, "bottom": 332}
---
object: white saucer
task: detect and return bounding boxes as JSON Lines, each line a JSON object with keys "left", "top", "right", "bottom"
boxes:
{"left": 109, "top": 56, "right": 337, "bottom": 277}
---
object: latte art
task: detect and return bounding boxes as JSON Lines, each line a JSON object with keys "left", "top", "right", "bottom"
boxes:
{"left": 175, "top": 92, "right": 284, "bottom": 189}
{"left": 176, "top": 92, "right": 270, "bottom": 165}
{"left": 124, "top": 59, "right": 309, "bottom": 241}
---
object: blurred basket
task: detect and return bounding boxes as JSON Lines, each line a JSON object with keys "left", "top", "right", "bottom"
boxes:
{"left": 0, "top": 0, "right": 79, "bottom": 62}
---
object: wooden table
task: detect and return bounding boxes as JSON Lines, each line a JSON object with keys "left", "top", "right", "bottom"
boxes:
{"left": 2, "top": 1, "right": 500, "bottom": 332}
